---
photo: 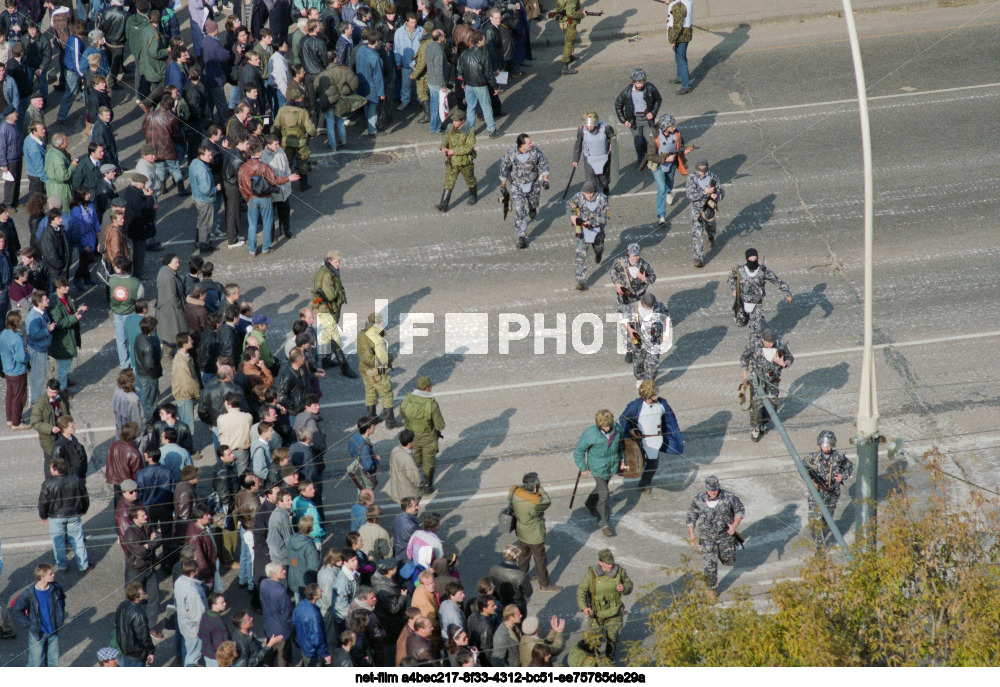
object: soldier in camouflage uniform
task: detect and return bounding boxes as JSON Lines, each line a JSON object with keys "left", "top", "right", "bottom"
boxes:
{"left": 399, "top": 376, "right": 446, "bottom": 494}
{"left": 437, "top": 109, "right": 477, "bottom": 213}
{"left": 567, "top": 181, "right": 608, "bottom": 291}
{"left": 686, "top": 475, "right": 745, "bottom": 596}
{"left": 727, "top": 248, "right": 793, "bottom": 342}
{"left": 408, "top": 21, "right": 436, "bottom": 124}
{"left": 623, "top": 292, "right": 671, "bottom": 389}
{"left": 576, "top": 549, "right": 632, "bottom": 660}
{"left": 310, "top": 249, "right": 358, "bottom": 378}
{"left": 357, "top": 312, "right": 402, "bottom": 429}
{"left": 611, "top": 243, "right": 657, "bottom": 364}
{"left": 273, "top": 84, "right": 318, "bottom": 192}
{"left": 740, "top": 328, "right": 793, "bottom": 441}
{"left": 803, "top": 430, "right": 854, "bottom": 546}
{"left": 499, "top": 133, "right": 550, "bottom": 249}
{"left": 684, "top": 158, "right": 725, "bottom": 267}
{"left": 554, "top": 0, "right": 584, "bottom": 74}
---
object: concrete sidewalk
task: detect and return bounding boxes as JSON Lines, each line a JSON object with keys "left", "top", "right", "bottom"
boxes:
{"left": 530, "top": 0, "right": 941, "bottom": 46}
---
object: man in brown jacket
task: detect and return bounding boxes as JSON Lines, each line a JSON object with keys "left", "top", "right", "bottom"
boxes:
{"left": 405, "top": 616, "right": 438, "bottom": 665}
{"left": 102, "top": 206, "right": 129, "bottom": 267}
{"left": 171, "top": 333, "right": 201, "bottom": 430}
{"left": 184, "top": 504, "right": 218, "bottom": 591}
{"left": 106, "top": 421, "right": 143, "bottom": 507}
{"left": 237, "top": 139, "right": 299, "bottom": 257}
{"left": 141, "top": 95, "right": 190, "bottom": 196}
{"left": 233, "top": 473, "right": 262, "bottom": 590}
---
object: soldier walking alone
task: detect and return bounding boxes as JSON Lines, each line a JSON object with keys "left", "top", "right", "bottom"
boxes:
{"left": 803, "top": 431, "right": 853, "bottom": 547}
{"left": 611, "top": 244, "right": 656, "bottom": 364}
{"left": 576, "top": 549, "right": 632, "bottom": 660}
{"left": 399, "top": 376, "right": 445, "bottom": 494}
{"left": 436, "top": 109, "right": 477, "bottom": 213}
{"left": 686, "top": 475, "right": 744, "bottom": 599}
{"left": 499, "top": 134, "right": 550, "bottom": 249}
{"left": 685, "top": 158, "right": 724, "bottom": 267}
{"left": 727, "top": 248, "right": 793, "bottom": 342}
{"left": 567, "top": 181, "right": 608, "bottom": 291}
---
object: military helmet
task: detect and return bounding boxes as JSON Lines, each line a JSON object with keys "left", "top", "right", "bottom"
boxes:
{"left": 656, "top": 113, "right": 676, "bottom": 130}
{"left": 631, "top": 68, "right": 647, "bottom": 83}
{"left": 583, "top": 110, "right": 599, "bottom": 127}
{"left": 818, "top": 430, "right": 837, "bottom": 448}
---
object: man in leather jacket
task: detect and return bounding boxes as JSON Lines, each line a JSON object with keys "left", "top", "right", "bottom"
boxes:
{"left": 121, "top": 507, "right": 163, "bottom": 644}
{"left": 275, "top": 347, "right": 310, "bottom": 419}
{"left": 221, "top": 135, "right": 249, "bottom": 249}
{"left": 38, "top": 458, "right": 90, "bottom": 573}
{"left": 114, "top": 580, "right": 157, "bottom": 665}
{"left": 100, "top": 0, "right": 129, "bottom": 88}
{"left": 613, "top": 68, "right": 662, "bottom": 166}
{"left": 456, "top": 34, "right": 500, "bottom": 138}
{"left": 50, "top": 415, "right": 88, "bottom": 480}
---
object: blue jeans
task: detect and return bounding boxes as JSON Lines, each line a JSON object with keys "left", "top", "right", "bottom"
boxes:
{"left": 363, "top": 100, "right": 378, "bottom": 134}
{"left": 54, "top": 358, "right": 72, "bottom": 389}
{"left": 137, "top": 375, "right": 159, "bottom": 423}
{"left": 183, "top": 635, "right": 203, "bottom": 666}
{"left": 398, "top": 66, "right": 414, "bottom": 106}
{"left": 113, "top": 313, "right": 130, "bottom": 368}
{"left": 324, "top": 109, "right": 347, "bottom": 150}
{"left": 176, "top": 399, "right": 195, "bottom": 430}
{"left": 239, "top": 527, "right": 254, "bottom": 588}
{"left": 674, "top": 41, "right": 690, "bottom": 88}
{"left": 48, "top": 516, "right": 88, "bottom": 571}
{"left": 246, "top": 197, "right": 274, "bottom": 254}
{"left": 119, "top": 655, "right": 146, "bottom": 667}
{"left": 57, "top": 70, "right": 81, "bottom": 121}
{"left": 463, "top": 85, "right": 495, "bottom": 134}
{"left": 28, "top": 348, "right": 48, "bottom": 403}
{"left": 35, "top": 69, "right": 49, "bottom": 99}
{"left": 428, "top": 86, "right": 443, "bottom": 133}
{"left": 27, "top": 632, "right": 60, "bottom": 667}
{"left": 268, "top": 85, "right": 286, "bottom": 117}
{"left": 155, "top": 159, "right": 184, "bottom": 186}
{"left": 652, "top": 165, "right": 676, "bottom": 218}
{"left": 228, "top": 85, "right": 242, "bottom": 109}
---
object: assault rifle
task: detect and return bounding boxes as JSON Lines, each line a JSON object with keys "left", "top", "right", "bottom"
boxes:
{"left": 499, "top": 186, "right": 511, "bottom": 220}
{"left": 548, "top": 9, "right": 604, "bottom": 26}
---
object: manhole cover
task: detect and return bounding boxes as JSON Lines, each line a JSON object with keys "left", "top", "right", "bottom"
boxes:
{"left": 358, "top": 151, "right": 399, "bottom": 166}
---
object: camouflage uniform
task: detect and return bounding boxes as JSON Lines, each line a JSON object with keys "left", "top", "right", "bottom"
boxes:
{"left": 555, "top": 0, "right": 584, "bottom": 64}
{"left": 686, "top": 488, "right": 745, "bottom": 590}
{"left": 802, "top": 449, "right": 854, "bottom": 545}
{"left": 441, "top": 126, "right": 477, "bottom": 191}
{"left": 499, "top": 146, "right": 550, "bottom": 240}
{"left": 727, "top": 263, "right": 792, "bottom": 341}
{"left": 567, "top": 190, "right": 609, "bottom": 287}
{"left": 273, "top": 100, "right": 318, "bottom": 174}
{"left": 576, "top": 560, "right": 633, "bottom": 659}
{"left": 399, "top": 388, "right": 446, "bottom": 483}
{"left": 610, "top": 256, "right": 656, "bottom": 351}
{"left": 410, "top": 33, "right": 434, "bottom": 104}
{"left": 739, "top": 336, "right": 794, "bottom": 433}
{"left": 623, "top": 300, "right": 671, "bottom": 384}
{"left": 357, "top": 321, "right": 394, "bottom": 410}
{"left": 685, "top": 169, "right": 725, "bottom": 262}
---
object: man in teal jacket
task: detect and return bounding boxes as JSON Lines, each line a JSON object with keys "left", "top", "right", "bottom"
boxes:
{"left": 573, "top": 409, "right": 623, "bottom": 537}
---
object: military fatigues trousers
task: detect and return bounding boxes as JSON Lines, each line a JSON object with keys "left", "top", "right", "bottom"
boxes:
{"left": 631, "top": 346, "right": 659, "bottom": 384}
{"left": 699, "top": 532, "right": 737, "bottom": 590}
{"left": 807, "top": 489, "right": 841, "bottom": 545}
{"left": 574, "top": 230, "right": 605, "bottom": 286}
{"left": 511, "top": 184, "right": 540, "bottom": 239}
{"left": 616, "top": 297, "right": 637, "bottom": 352}
{"left": 745, "top": 302, "right": 765, "bottom": 342}
{"left": 750, "top": 385, "right": 779, "bottom": 432}
{"left": 691, "top": 204, "right": 717, "bottom": 261}
{"left": 285, "top": 143, "right": 311, "bottom": 174}
{"left": 315, "top": 311, "right": 341, "bottom": 357}
{"left": 444, "top": 162, "right": 476, "bottom": 191}
{"left": 561, "top": 24, "right": 577, "bottom": 63}
{"left": 363, "top": 368, "right": 394, "bottom": 408}
{"left": 411, "top": 432, "right": 439, "bottom": 479}
{"left": 588, "top": 613, "right": 624, "bottom": 659}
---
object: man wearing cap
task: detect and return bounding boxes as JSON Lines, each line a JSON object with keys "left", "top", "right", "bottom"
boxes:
{"left": 576, "top": 549, "right": 632, "bottom": 660}
{"left": 95, "top": 163, "right": 118, "bottom": 217}
{"left": 572, "top": 111, "right": 617, "bottom": 196}
{"left": 24, "top": 91, "right": 46, "bottom": 136}
{"left": 803, "top": 430, "right": 853, "bottom": 547}
{"left": 508, "top": 472, "right": 559, "bottom": 592}
{"left": 614, "top": 69, "right": 662, "bottom": 167}
{"left": 611, "top": 243, "right": 656, "bottom": 364}
{"left": 554, "top": 0, "right": 584, "bottom": 73}
{"left": 685, "top": 158, "right": 724, "bottom": 267}
{"left": 273, "top": 86, "right": 317, "bottom": 192}
{"left": 573, "top": 409, "right": 623, "bottom": 538}
{"left": 43, "top": 132, "right": 72, "bottom": 210}
{"left": 499, "top": 133, "right": 550, "bottom": 249}
{"left": 623, "top": 291, "right": 671, "bottom": 388}
{"left": 740, "top": 328, "right": 793, "bottom": 441}
{"left": 645, "top": 113, "right": 694, "bottom": 226}
{"left": 437, "top": 108, "right": 477, "bottom": 213}
{"left": 118, "top": 173, "right": 156, "bottom": 278}
{"left": 567, "top": 180, "right": 608, "bottom": 291}
{"left": 400, "top": 376, "right": 445, "bottom": 493}
{"left": 619, "top": 380, "right": 683, "bottom": 495}
{"left": 311, "top": 250, "right": 357, "bottom": 376}
{"left": 357, "top": 312, "right": 401, "bottom": 428}
{"left": 686, "top": 475, "right": 744, "bottom": 597}
{"left": 97, "top": 646, "right": 121, "bottom": 666}
{"left": 727, "top": 247, "right": 793, "bottom": 342}
{"left": 0, "top": 104, "right": 22, "bottom": 208}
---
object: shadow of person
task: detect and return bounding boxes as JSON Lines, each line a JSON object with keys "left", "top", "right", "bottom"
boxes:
{"left": 712, "top": 192, "right": 776, "bottom": 261}
{"left": 772, "top": 282, "right": 834, "bottom": 333}
{"left": 718, "top": 503, "right": 801, "bottom": 593}
{"left": 585, "top": 221, "right": 670, "bottom": 286}
{"left": 780, "top": 361, "right": 850, "bottom": 422}
{"left": 667, "top": 280, "right": 717, "bottom": 329}
{"left": 385, "top": 287, "right": 433, "bottom": 332}
{"left": 678, "top": 410, "right": 730, "bottom": 467}
{"left": 688, "top": 24, "right": 751, "bottom": 88}
{"left": 658, "top": 325, "right": 727, "bottom": 385}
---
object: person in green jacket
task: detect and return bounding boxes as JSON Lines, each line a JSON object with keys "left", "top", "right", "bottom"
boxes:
{"left": 44, "top": 133, "right": 74, "bottom": 210}
{"left": 437, "top": 109, "right": 477, "bottom": 213}
{"left": 399, "top": 376, "right": 445, "bottom": 493}
{"left": 244, "top": 316, "right": 277, "bottom": 376}
{"left": 575, "top": 549, "right": 632, "bottom": 661}
{"left": 125, "top": 2, "right": 151, "bottom": 101}
{"left": 310, "top": 250, "right": 357, "bottom": 377}
{"left": 137, "top": 11, "right": 168, "bottom": 109}
{"left": 566, "top": 630, "right": 609, "bottom": 667}
{"left": 357, "top": 312, "right": 401, "bottom": 429}
{"left": 47, "top": 277, "right": 87, "bottom": 390}
{"left": 508, "top": 472, "right": 560, "bottom": 593}
{"left": 572, "top": 409, "right": 623, "bottom": 537}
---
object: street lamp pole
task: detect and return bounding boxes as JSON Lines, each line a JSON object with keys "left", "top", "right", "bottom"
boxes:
{"left": 840, "top": 0, "right": 879, "bottom": 546}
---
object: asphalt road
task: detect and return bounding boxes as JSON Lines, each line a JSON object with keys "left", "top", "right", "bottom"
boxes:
{"left": 1, "top": 1, "right": 999, "bottom": 666}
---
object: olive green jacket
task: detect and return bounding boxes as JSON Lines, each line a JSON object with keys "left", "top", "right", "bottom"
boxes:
{"left": 509, "top": 486, "right": 550, "bottom": 546}
{"left": 441, "top": 127, "right": 476, "bottom": 167}
{"left": 311, "top": 262, "right": 347, "bottom": 317}
{"left": 274, "top": 104, "right": 317, "bottom": 148}
{"left": 400, "top": 391, "right": 445, "bottom": 436}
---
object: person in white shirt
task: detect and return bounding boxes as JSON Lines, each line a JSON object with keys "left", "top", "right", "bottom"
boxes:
{"left": 619, "top": 380, "right": 684, "bottom": 494}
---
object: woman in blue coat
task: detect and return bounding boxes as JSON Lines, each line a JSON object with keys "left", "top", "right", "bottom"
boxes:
{"left": 618, "top": 380, "right": 683, "bottom": 494}
{"left": 68, "top": 187, "right": 99, "bottom": 288}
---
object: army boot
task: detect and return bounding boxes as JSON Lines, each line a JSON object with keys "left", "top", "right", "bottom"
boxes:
{"left": 320, "top": 354, "right": 336, "bottom": 368}
{"left": 436, "top": 188, "right": 452, "bottom": 212}
{"left": 366, "top": 404, "right": 380, "bottom": 421}
{"left": 418, "top": 100, "right": 431, "bottom": 123}
{"left": 561, "top": 65, "right": 578, "bottom": 75}
{"left": 299, "top": 174, "right": 311, "bottom": 192}
{"left": 334, "top": 347, "right": 359, "bottom": 378}
{"left": 382, "top": 407, "right": 403, "bottom": 430}
{"left": 467, "top": 184, "right": 478, "bottom": 205}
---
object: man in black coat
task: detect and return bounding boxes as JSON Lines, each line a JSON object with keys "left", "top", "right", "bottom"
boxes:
{"left": 91, "top": 108, "right": 120, "bottom": 171}
{"left": 70, "top": 142, "right": 106, "bottom": 198}
{"left": 37, "top": 457, "right": 91, "bottom": 573}
{"left": 119, "top": 174, "right": 157, "bottom": 279}
{"left": 114, "top": 580, "right": 156, "bottom": 665}
{"left": 50, "top": 415, "right": 88, "bottom": 480}
{"left": 39, "top": 208, "right": 70, "bottom": 285}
